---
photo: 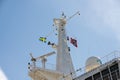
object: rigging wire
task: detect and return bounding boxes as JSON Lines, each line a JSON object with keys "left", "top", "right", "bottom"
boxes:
{"left": 42, "top": 25, "right": 58, "bottom": 39}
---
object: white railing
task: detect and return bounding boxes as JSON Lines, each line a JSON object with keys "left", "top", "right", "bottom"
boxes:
{"left": 28, "top": 61, "right": 56, "bottom": 71}
{"left": 100, "top": 50, "right": 120, "bottom": 64}
{"left": 75, "top": 50, "right": 120, "bottom": 77}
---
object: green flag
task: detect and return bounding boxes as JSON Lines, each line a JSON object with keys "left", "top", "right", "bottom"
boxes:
{"left": 39, "top": 37, "right": 46, "bottom": 43}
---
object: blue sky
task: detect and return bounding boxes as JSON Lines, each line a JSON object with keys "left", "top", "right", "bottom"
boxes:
{"left": 0, "top": 0, "right": 120, "bottom": 80}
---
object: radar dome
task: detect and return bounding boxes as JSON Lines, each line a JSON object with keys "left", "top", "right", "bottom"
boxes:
{"left": 85, "top": 56, "right": 102, "bottom": 72}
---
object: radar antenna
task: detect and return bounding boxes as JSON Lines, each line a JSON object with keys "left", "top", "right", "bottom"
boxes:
{"left": 29, "top": 51, "right": 56, "bottom": 69}
{"left": 36, "top": 51, "right": 56, "bottom": 69}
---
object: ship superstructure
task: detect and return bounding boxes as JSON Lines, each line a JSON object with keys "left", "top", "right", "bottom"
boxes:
{"left": 28, "top": 12, "right": 120, "bottom": 80}
{"left": 74, "top": 51, "right": 120, "bottom": 80}
{"left": 28, "top": 12, "right": 80, "bottom": 80}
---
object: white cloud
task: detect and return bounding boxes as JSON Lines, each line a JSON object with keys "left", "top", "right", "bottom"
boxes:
{"left": 88, "top": 0, "right": 120, "bottom": 40}
{"left": 0, "top": 68, "right": 8, "bottom": 80}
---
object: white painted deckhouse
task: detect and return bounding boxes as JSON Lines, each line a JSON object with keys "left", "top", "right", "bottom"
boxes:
{"left": 28, "top": 12, "right": 120, "bottom": 80}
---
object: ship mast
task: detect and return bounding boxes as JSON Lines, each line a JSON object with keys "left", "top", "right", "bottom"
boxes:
{"left": 28, "top": 12, "right": 80, "bottom": 80}
{"left": 54, "top": 17, "right": 75, "bottom": 75}
{"left": 54, "top": 11, "right": 80, "bottom": 79}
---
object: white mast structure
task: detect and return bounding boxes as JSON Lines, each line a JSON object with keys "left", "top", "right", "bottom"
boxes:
{"left": 28, "top": 11, "right": 80, "bottom": 80}
{"left": 54, "top": 11, "right": 80, "bottom": 78}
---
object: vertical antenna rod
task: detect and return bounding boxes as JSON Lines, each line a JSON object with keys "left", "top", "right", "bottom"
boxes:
{"left": 67, "top": 11, "right": 80, "bottom": 21}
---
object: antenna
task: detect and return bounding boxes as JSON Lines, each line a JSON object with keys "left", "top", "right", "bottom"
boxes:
{"left": 29, "top": 52, "right": 55, "bottom": 69}
{"left": 85, "top": 56, "right": 102, "bottom": 72}
{"left": 35, "top": 51, "right": 56, "bottom": 69}
{"left": 67, "top": 11, "right": 80, "bottom": 21}
{"left": 53, "top": 11, "right": 80, "bottom": 27}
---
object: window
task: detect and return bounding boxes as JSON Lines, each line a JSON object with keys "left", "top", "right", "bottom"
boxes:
{"left": 110, "top": 63, "right": 119, "bottom": 80}
{"left": 93, "top": 72, "right": 101, "bottom": 80}
{"left": 102, "top": 68, "right": 111, "bottom": 80}
{"left": 85, "top": 76, "right": 92, "bottom": 80}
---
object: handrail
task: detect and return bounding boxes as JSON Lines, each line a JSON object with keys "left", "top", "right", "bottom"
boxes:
{"left": 75, "top": 51, "right": 120, "bottom": 77}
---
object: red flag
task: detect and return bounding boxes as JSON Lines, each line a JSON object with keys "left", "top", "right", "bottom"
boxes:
{"left": 70, "top": 38, "right": 78, "bottom": 47}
